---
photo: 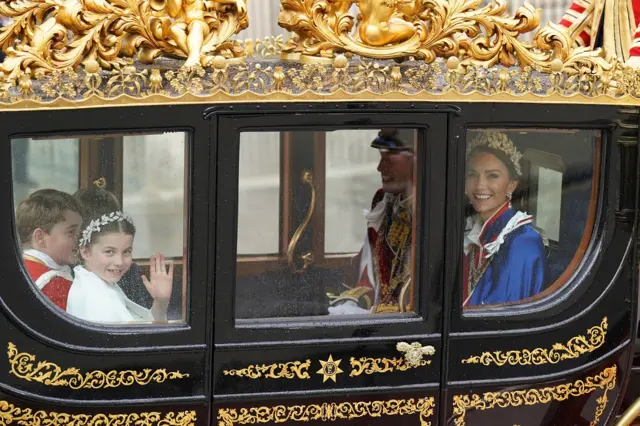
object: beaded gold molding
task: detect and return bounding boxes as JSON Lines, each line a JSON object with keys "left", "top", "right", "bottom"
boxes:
{"left": 223, "top": 360, "right": 311, "bottom": 379}
{"left": 461, "top": 317, "right": 607, "bottom": 366}
{"left": 5, "top": 59, "right": 640, "bottom": 110}
{"left": 349, "top": 356, "right": 431, "bottom": 377}
{"left": 217, "top": 396, "right": 435, "bottom": 426}
{"left": 0, "top": 400, "right": 196, "bottom": 426}
{"left": 8, "top": 343, "right": 189, "bottom": 389}
{"left": 452, "top": 365, "right": 617, "bottom": 426}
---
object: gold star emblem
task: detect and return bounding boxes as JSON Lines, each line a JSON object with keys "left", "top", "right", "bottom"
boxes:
{"left": 317, "top": 355, "right": 343, "bottom": 383}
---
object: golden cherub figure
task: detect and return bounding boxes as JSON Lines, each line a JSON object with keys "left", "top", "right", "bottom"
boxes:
{"left": 358, "top": 0, "right": 419, "bottom": 46}
{"left": 165, "top": 0, "right": 247, "bottom": 66}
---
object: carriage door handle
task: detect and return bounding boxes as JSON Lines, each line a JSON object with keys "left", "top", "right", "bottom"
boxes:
{"left": 397, "top": 342, "right": 436, "bottom": 367}
{"left": 286, "top": 169, "right": 315, "bottom": 273}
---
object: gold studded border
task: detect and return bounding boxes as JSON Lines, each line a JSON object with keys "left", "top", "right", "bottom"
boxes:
{"left": 461, "top": 317, "right": 608, "bottom": 366}
{"left": 0, "top": 401, "right": 197, "bottom": 426}
{"left": 217, "top": 396, "right": 435, "bottom": 426}
{"left": 7, "top": 343, "right": 189, "bottom": 389}
{"left": 452, "top": 365, "right": 617, "bottom": 426}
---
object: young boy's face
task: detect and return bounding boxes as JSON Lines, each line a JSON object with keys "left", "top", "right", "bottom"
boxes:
{"left": 37, "top": 209, "right": 82, "bottom": 265}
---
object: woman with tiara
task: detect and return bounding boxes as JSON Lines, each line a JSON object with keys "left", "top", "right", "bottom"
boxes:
{"left": 463, "top": 131, "right": 549, "bottom": 307}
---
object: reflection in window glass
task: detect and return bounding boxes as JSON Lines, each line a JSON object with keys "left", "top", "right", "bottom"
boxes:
{"left": 325, "top": 130, "right": 381, "bottom": 254}
{"left": 12, "top": 132, "right": 188, "bottom": 325}
{"left": 236, "top": 129, "right": 418, "bottom": 320}
{"left": 11, "top": 138, "right": 79, "bottom": 206}
{"left": 237, "top": 132, "right": 280, "bottom": 255}
{"left": 463, "top": 129, "right": 597, "bottom": 309}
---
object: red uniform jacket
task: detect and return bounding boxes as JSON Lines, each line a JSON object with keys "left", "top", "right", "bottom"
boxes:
{"left": 23, "top": 256, "right": 73, "bottom": 311}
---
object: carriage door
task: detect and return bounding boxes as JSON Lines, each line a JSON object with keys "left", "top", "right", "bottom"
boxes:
{"left": 210, "top": 105, "right": 449, "bottom": 426}
{"left": 443, "top": 104, "right": 638, "bottom": 426}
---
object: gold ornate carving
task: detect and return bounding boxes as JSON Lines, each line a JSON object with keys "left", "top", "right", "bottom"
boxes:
{"left": 7, "top": 343, "right": 189, "bottom": 389}
{"left": 0, "top": 400, "right": 196, "bottom": 425}
{"left": 277, "top": 0, "right": 612, "bottom": 75}
{"left": 217, "top": 396, "right": 435, "bottom": 425}
{"left": 286, "top": 169, "right": 315, "bottom": 273}
{"left": 3, "top": 58, "right": 640, "bottom": 108}
{"left": 317, "top": 355, "right": 343, "bottom": 383}
{"left": 223, "top": 360, "right": 311, "bottom": 379}
{"left": 452, "top": 365, "right": 617, "bottom": 426}
{"left": 0, "top": 0, "right": 248, "bottom": 78}
{"left": 461, "top": 317, "right": 608, "bottom": 366}
{"left": 349, "top": 356, "right": 430, "bottom": 376}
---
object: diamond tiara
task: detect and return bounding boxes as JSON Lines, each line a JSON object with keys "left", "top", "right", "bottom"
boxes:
{"left": 466, "top": 131, "right": 523, "bottom": 176}
{"left": 78, "top": 211, "right": 134, "bottom": 248}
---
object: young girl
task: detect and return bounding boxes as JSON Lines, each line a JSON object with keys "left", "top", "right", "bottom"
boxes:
{"left": 66, "top": 211, "right": 173, "bottom": 324}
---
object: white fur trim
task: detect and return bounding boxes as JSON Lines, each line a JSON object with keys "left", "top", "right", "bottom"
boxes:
{"left": 483, "top": 211, "right": 533, "bottom": 257}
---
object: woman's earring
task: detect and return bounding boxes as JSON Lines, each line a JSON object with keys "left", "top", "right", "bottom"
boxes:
{"left": 507, "top": 192, "right": 512, "bottom": 201}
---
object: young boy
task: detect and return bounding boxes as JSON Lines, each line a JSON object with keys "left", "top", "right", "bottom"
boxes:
{"left": 16, "top": 189, "right": 83, "bottom": 310}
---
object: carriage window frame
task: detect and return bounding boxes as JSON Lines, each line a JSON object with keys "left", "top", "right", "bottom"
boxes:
{"left": 9, "top": 128, "right": 192, "bottom": 327}
{"left": 461, "top": 127, "right": 602, "bottom": 314}
{"left": 211, "top": 109, "right": 449, "bottom": 343}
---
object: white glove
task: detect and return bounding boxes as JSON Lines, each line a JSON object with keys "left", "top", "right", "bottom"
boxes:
{"left": 328, "top": 300, "right": 371, "bottom": 315}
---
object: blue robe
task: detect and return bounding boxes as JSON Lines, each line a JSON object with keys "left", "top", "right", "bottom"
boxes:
{"left": 466, "top": 208, "right": 548, "bottom": 307}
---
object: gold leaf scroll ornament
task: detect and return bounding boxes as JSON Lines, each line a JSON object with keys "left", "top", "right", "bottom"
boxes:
{"left": 0, "top": 401, "right": 196, "bottom": 426}
{"left": 7, "top": 343, "right": 189, "bottom": 389}
{"left": 223, "top": 360, "right": 311, "bottom": 379}
{"left": 461, "top": 317, "right": 607, "bottom": 366}
{"left": 0, "top": 0, "right": 249, "bottom": 79}
{"left": 218, "top": 396, "right": 435, "bottom": 426}
{"left": 452, "top": 365, "right": 616, "bottom": 426}
{"left": 278, "top": 0, "right": 616, "bottom": 76}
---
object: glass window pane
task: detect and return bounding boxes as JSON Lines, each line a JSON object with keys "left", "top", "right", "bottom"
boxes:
{"left": 11, "top": 138, "right": 79, "bottom": 205}
{"left": 237, "top": 132, "right": 280, "bottom": 255}
{"left": 122, "top": 133, "right": 185, "bottom": 258}
{"left": 325, "top": 129, "right": 381, "bottom": 254}
{"left": 236, "top": 129, "right": 419, "bottom": 320}
{"left": 12, "top": 131, "right": 189, "bottom": 326}
{"left": 463, "top": 128, "right": 598, "bottom": 310}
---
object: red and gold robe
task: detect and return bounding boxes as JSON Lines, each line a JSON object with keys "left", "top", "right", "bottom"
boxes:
{"left": 329, "top": 189, "right": 413, "bottom": 314}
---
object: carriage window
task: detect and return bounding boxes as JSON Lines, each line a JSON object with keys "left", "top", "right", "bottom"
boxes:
{"left": 12, "top": 131, "right": 189, "bottom": 325}
{"left": 236, "top": 128, "right": 419, "bottom": 319}
{"left": 463, "top": 128, "right": 599, "bottom": 310}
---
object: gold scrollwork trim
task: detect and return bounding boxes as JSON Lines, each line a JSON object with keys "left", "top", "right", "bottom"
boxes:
{"left": 452, "top": 365, "right": 617, "bottom": 426}
{"left": 0, "top": 401, "right": 196, "bottom": 426}
{"left": 223, "top": 360, "right": 311, "bottom": 379}
{"left": 217, "top": 396, "right": 435, "bottom": 426}
{"left": 8, "top": 343, "right": 189, "bottom": 389}
{"left": 461, "top": 317, "right": 608, "bottom": 366}
{"left": 349, "top": 356, "right": 431, "bottom": 377}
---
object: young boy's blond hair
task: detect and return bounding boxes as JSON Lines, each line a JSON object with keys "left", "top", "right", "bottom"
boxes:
{"left": 16, "top": 189, "right": 83, "bottom": 247}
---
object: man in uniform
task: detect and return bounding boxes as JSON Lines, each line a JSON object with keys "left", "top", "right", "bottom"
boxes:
{"left": 328, "top": 129, "right": 415, "bottom": 315}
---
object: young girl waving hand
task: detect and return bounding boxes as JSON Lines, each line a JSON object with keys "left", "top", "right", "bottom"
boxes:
{"left": 66, "top": 211, "right": 173, "bottom": 324}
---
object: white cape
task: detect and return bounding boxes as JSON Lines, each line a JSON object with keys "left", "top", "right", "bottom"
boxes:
{"left": 67, "top": 266, "right": 153, "bottom": 324}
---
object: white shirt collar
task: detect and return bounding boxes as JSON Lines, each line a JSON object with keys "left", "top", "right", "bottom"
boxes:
{"left": 23, "top": 249, "right": 72, "bottom": 274}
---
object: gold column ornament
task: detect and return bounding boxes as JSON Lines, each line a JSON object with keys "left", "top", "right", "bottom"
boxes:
{"left": 8, "top": 343, "right": 189, "bottom": 389}
{"left": 217, "top": 396, "right": 435, "bottom": 425}
{"left": 0, "top": 401, "right": 196, "bottom": 426}
{"left": 0, "top": 0, "right": 249, "bottom": 79}
{"left": 461, "top": 317, "right": 608, "bottom": 366}
{"left": 277, "top": 0, "right": 615, "bottom": 75}
{"left": 452, "top": 365, "right": 617, "bottom": 426}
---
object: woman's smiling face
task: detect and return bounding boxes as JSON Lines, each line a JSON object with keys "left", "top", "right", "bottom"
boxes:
{"left": 465, "top": 151, "right": 518, "bottom": 222}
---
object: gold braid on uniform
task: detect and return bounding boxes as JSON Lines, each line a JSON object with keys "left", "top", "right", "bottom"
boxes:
{"left": 374, "top": 207, "right": 412, "bottom": 306}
